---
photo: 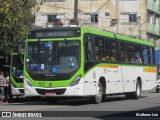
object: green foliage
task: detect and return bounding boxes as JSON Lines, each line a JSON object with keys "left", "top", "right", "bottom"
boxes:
{"left": 0, "top": 0, "right": 36, "bottom": 54}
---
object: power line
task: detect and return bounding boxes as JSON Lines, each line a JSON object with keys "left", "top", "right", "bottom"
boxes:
{"left": 81, "top": 0, "right": 111, "bottom": 26}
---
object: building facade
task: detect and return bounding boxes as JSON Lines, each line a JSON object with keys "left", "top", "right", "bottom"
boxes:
{"left": 34, "top": 0, "right": 160, "bottom": 48}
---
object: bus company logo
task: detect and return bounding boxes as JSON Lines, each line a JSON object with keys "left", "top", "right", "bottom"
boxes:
{"left": 2, "top": 112, "right": 11, "bottom": 117}
{"left": 48, "top": 82, "right": 52, "bottom": 87}
{"left": 1, "top": 112, "right": 42, "bottom": 118}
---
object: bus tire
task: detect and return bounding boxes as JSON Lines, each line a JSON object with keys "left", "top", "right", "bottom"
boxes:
{"left": 90, "top": 82, "right": 103, "bottom": 104}
{"left": 46, "top": 97, "right": 58, "bottom": 104}
{"left": 132, "top": 80, "right": 141, "bottom": 99}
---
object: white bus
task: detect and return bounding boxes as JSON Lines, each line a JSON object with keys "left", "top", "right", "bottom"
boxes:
{"left": 23, "top": 27, "right": 157, "bottom": 104}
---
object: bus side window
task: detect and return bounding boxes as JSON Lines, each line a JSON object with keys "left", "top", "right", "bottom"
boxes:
{"left": 84, "top": 35, "right": 94, "bottom": 62}
{"left": 95, "top": 37, "right": 105, "bottom": 61}
{"left": 150, "top": 47, "right": 154, "bottom": 65}
{"left": 84, "top": 34, "right": 95, "bottom": 72}
{"left": 117, "top": 41, "right": 125, "bottom": 62}
{"left": 143, "top": 47, "right": 149, "bottom": 64}
{"left": 134, "top": 45, "right": 142, "bottom": 64}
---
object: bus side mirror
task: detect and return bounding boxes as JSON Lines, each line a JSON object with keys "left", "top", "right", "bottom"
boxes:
{"left": 157, "top": 76, "right": 160, "bottom": 80}
{"left": 18, "top": 44, "right": 23, "bottom": 54}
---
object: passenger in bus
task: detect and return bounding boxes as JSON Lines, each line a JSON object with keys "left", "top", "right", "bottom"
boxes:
{"left": 109, "top": 53, "right": 116, "bottom": 62}
{"left": 95, "top": 49, "right": 105, "bottom": 61}
{"left": 130, "top": 56, "right": 136, "bottom": 63}
{"left": 123, "top": 54, "right": 129, "bottom": 63}
{"left": 105, "top": 55, "right": 110, "bottom": 61}
{"left": 135, "top": 51, "right": 142, "bottom": 64}
{"left": 97, "top": 53, "right": 105, "bottom": 61}
{"left": 95, "top": 47, "right": 99, "bottom": 60}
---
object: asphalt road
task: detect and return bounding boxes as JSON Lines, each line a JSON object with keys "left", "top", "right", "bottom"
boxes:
{"left": 1, "top": 89, "right": 160, "bottom": 120}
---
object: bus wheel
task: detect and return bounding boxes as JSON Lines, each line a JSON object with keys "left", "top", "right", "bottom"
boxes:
{"left": 132, "top": 80, "right": 141, "bottom": 99}
{"left": 90, "top": 82, "right": 103, "bottom": 104}
{"left": 46, "top": 97, "right": 58, "bottom": 104}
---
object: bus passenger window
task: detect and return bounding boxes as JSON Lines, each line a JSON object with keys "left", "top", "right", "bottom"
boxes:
{"left": 85, "top": 42, "right": 93, "bottom": 61}
{"left": 150, "top": 48, "right": 154, "bottom": 65}
{"left": 95, "top": 37, "right": 105, "bottom": 61}
{"left": 134, "top": 46, "right": 142, "bottom": 64}
{"left": 135, "top": 52, "right": 142, "bottom": 64}
{"left": 143, "top": 47, "right": 149, "bottom": 64}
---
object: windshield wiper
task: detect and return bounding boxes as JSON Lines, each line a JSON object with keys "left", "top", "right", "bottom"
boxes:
{"left": 44, "top": 73, "right": 73, "bottom": 77}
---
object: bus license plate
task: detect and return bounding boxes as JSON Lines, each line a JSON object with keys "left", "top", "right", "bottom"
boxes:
{"left": 45, "top": 92, "right": 56, "bottom": 96}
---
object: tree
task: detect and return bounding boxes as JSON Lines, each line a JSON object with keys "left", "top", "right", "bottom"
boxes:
{"left": 0, "top": 0, "right": 36, "bottom": 54}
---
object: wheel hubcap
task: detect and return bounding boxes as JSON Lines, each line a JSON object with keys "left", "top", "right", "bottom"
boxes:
{"left": 97, "top": 86, "right": 102, "bottom": 100}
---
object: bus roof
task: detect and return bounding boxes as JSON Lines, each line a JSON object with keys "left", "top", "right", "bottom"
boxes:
{"left": 81, "top": 26, "right": 115, "bottom": 39}
{"left": 29, "top": 27, "right": 80, "bottom": 32}
{"left": 115, "top": 34, "right": 154, "bottom": 46}
{"left": 82, "top": 26, "right": 154, "bottom": 47}
{"left": 28, "top": 26, "right": 154, "bottom": 47}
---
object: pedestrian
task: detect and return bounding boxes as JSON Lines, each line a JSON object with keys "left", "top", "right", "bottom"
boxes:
{"left": 0, "top": 71, "right": 5, "bottom": 103}
{"left": 4, "top": 71, "right": 9, "bottom": 103}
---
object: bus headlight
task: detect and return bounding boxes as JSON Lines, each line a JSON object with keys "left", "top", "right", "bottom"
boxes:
{"left": 25, "top": 77, "right": 33, "bottom": 87}
{"left": 70, "top": 75, "right": 81, "bottom": 87}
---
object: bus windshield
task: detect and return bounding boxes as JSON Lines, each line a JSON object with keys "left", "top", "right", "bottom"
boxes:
{"left": 26, "top": 40, "right": 80, "bottom": 75}
{"left": 12, "top": 55, "right": 23, "bottom": 78}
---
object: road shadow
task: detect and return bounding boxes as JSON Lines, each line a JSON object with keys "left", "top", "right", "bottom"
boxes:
{"left": 6, "top": 95, "right": 148, "bottom": 106}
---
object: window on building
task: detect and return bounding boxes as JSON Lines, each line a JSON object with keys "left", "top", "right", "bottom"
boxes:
{"left": 155, "top": 17, "right": 159, "bottom": 26}
{"left": 48, "top": 15, "right": 57, "bottom": 23}
{"left": 147, "top": 14, "right": 151, "bottom": 23}
{"left": 47, "top": 15, "right": 63, "bottom": 26}
{"left": 154, "top": 0, "right": 158, "bottom": 4}
{"left": 105, "top": 12, "right": 110, "bottom": 16}
{"left": 91, "top": 14, "right": 98, "bottom": 23}
{"left": 129, "top": 14, "right": 137, "bottom": 22}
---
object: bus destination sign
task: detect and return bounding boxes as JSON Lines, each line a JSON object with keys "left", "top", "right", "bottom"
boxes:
{"left": 28, "top": 28, "right": 81, "bottom": 39}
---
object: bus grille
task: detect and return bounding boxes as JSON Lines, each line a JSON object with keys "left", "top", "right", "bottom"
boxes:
{"left": 35, "top": 88, "right": 66, "bottom": 95}
{"left": 18, "top": 89, "right": 24, "bottom": 93}
{"left": 29, "top": 75, "right": 71, "bottom": 81}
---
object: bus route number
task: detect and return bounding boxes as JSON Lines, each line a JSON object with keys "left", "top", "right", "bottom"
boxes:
{"left": 38, "top": 82, "right": 45, "bottom": 87}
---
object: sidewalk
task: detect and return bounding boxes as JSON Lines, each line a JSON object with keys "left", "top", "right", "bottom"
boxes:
{"left": 0, "top": 96, "right": 4, "bottom": 104}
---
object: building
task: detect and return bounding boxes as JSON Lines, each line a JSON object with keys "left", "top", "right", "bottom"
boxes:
{"left": 34, "top": 0, "right": 160, "bottom": 48}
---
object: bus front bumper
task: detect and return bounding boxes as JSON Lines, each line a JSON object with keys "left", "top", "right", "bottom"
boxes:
{"left": 24, "top": 78, "right": 85, "bottom": 97}
{"left": 11, "top": 86, "right": 24, "bottom": 96}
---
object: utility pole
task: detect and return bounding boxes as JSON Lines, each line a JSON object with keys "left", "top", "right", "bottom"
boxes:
{"left": 116, "top": 0, "right": 118, "bottom": 33}
{"left": 73, "top": 0, "right": 78, "bottom": 25}
{"left": 137, "top": 16, "right": 141, "bottom": 39}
